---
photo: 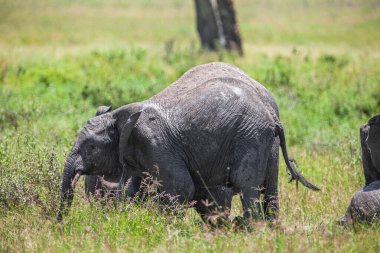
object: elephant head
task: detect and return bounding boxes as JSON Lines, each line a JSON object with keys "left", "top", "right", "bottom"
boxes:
{"left": 57, "top": 105, "right": 142, "bottom": 221}
{"left": 361, "top": 113, "right": 380, "bottom": 185}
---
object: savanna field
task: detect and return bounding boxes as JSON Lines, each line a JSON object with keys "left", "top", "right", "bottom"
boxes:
{"left": 1, "top": 0, "right": 380, "bottom": 252}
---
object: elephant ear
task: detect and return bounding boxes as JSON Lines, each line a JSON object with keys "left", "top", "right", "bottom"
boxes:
{"left": 96, "top": 105, "right": 112, "bottom": 116}
{"left": 119, "top": 111, "right": 142, "bottom": 166}
{"left": 367, "top": 124, "right": 380, "bottom": 176}
{"left": 361, "top": 124, "right": 380, "bottom": 185}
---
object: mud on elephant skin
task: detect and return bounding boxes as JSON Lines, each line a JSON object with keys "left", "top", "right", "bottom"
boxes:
{"left": 57, "top": 62, "right": 319, "bottom": 222}
{"left": 360, "top": 113, "right": 380, "bottom": 185}
{"left": 340, "top": 180, "right": 380, "bottom": 225}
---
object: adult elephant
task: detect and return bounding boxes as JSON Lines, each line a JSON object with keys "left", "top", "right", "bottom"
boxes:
{"left": 360, "top": 113, "right": 380, "bottom": 185}
{"left": 57, "top": 62, "right": 319, "bottom": 222}
{"left": 339, "top": 113, "right": 380, "bottom": 225}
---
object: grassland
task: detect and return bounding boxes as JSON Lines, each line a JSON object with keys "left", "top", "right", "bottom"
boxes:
{"left": 1, "top": 0, "right": 380, "bottom": 252}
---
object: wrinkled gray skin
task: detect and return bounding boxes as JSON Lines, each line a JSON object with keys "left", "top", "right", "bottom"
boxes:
{"left": 360, "top": 113, "right": 380, "bottom": 185}
{"left": 57, "top": 62, "right": 319, "bottom": 222}
{"left": 340, "top": 180, "right": 380, "bottom": 225}
{"left": 83, "top": 107, "right": 141, "bottom": 200}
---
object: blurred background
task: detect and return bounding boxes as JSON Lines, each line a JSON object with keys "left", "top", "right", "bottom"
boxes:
{"left": 1, "top": 0, "right": 379, "bottom": 61}
{"left": 1, "top": 0, "right": 380, "bottom": 251}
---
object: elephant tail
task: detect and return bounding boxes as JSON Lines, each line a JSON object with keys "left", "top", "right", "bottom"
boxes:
{"left": 276, "top": 124, "right": 320, "bottom": 191}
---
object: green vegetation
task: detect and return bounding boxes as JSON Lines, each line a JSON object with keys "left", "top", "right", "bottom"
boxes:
{"left": 1, "top": 0, "right": 380, "bottom": 252}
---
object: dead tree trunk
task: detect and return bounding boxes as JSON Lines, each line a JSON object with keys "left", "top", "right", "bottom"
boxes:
{"left": 194, "top": 0, "right": 243, "bottom": 55}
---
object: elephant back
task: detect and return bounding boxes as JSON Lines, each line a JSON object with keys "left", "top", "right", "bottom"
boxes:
{"left": 342, "top": 180, "right": 380, "bottom": 224}
{"left": 151, "top": 62, "right": 280, "bottom": 122}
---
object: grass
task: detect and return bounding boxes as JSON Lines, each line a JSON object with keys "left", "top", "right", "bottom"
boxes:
{"left": 1, "top": 0, "right": 380, "bottom": 252}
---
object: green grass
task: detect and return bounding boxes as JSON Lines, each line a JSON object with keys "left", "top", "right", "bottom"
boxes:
{"left": 1, "top": 0, "right": 380, "bottom": 252}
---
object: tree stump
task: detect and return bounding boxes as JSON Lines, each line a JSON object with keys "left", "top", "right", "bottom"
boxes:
{"left": 194, "top": 0, "right": 243, "bottom": 55}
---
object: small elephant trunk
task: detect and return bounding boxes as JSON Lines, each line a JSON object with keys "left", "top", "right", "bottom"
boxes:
{"left": 57, "top": 156, "right": 80, "bottom": 221}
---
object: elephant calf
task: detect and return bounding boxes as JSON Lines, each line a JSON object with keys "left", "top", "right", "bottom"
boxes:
{"left": 57, "top": 62, "right": 319, "bottom": 222}
{"left": 340, "top": 180, "right": 380, "bottom": 225}
{"left": 83, "top": 106, "right": 143, "bottom": 201}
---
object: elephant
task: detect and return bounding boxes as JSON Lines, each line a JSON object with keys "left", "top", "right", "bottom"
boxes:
{"left": 360, "top": 113, "right": 380, "bottom": 185}
{"left": 83, "top": 107, "right": 142, "bottom": 200}
{"left": 340, "top": 180, "right": 380, "bottom": 225}
{"left": 339, "top": 113, "right": 380, "bottom": 225}
{"left": 57, "top": 62, "right": 319, "bottom": 222}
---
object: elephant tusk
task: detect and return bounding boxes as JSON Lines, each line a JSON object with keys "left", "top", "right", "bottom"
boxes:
{"left": 71, "top": 171, "right": 83, "bottom": 189}
{"left": 97, "top": 176, "right": 119, "bottom": 190}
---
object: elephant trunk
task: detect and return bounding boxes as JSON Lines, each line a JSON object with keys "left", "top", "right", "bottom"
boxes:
{"left": 57, "top": 155, "right": 82, "bottom": 221}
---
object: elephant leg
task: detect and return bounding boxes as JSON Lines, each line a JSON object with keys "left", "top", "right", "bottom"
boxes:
{"left": 232, "top": 140, "right": 273, "bottom": 220}
{"left": 361, "top": 125, "right": 380, "bottom": 185}
{"left": 116, "top": 171, "right": 129, "bottom": 202}
{"left": 125, "top": 176, "right": 142, "bottom": 199}
{"left": 85, "top": 175, "right": 100, "bottom": 199}
{"left": 194, "top": 186, "right": 233, "bottom": 226}
{"left": 262, "top": 138, "right": 280, "bottom": 220}
{"left": 240, "top": 188, "right": 263, "bottom": 220}
{"left": 157, "top": 159, "right": 195, "bottom": 205}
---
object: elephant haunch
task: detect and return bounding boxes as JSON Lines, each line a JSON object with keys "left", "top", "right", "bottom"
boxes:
{"left": 340, "top": 180, "right": 380, "bottom": 225}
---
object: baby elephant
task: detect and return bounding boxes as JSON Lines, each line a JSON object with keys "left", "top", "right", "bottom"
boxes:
{"left": 82, "top": 107, "right": 143, "bottom": 201}
{"left": 57, "top": 62, "right": 319, "bottom": 222}
{"left": 340, "top": 180, "right": 380, "bottom": 225}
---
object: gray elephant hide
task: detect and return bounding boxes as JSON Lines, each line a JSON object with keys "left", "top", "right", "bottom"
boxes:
{"left": 57, "top": 62, "right": 319, "bottom": 222}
